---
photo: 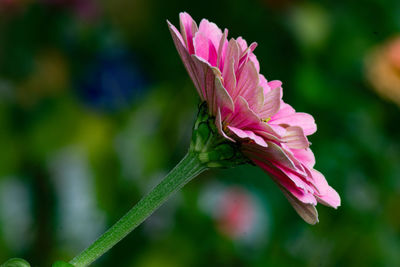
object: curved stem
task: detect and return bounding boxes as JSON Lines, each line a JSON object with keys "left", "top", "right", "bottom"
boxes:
{"left": 69, "top": 152, "right": 206, "bottom": 267}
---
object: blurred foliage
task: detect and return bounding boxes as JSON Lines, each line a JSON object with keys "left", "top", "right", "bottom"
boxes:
{"left": 0, "top": 0, "right": 399, "bottom": 266}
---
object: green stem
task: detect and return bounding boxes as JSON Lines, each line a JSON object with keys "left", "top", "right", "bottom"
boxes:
{"left": 69, "top": 152, "right": 206, "bottom": 267}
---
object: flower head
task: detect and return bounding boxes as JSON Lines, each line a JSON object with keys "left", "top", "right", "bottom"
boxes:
{"left": 168, "top": 12, "right": 340, "bottom": 224}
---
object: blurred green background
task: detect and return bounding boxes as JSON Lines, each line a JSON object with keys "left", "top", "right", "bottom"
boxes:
{"left": 1, "top": 0, "right": 400, "bottom": 266}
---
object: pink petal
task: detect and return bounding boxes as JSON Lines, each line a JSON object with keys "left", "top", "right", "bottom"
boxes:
{"left": 245, "top": 153, "right": 319, "bottom": 224}
{"left": 258, "top": 85, "right": 282, "bottom": 119}
{"left": 311, "top": 169, "right": 341, "bottom": 208}
{"left": 215, "top": 108, "right": 235, "bottom": 142}
{"left": 254, "top": 129, "right": 282, "bottom": 142}
{"left": 278, "top": 144, "right": 308, "bottom": 174}
{"left": 268, "top": 80, "right": 282, "bottom": 90}
{"left": 222, "top": 59, "right": 236, "bottom": 97}
{"left": 198, "top": 19, "right": 223, "bottom": 51}
{"left": 190, "top": 55, "right": 234, "bottom": 116}
{"left": 217, "top": 29, "right": 228, "bottom": 70}
{"left": 251, "top": 158, "right": 318, "bottom": 206}
{"left": 317, "top": 187, "right": 341, "bottom": 209}
{"left": 214, "top": 74, "right": 235, "bottom": 117}
{"left": 271, "top": 102, "right": 295, "bottom": 119}
{"left": 227, "top": 126, "right": 268, "bottom": 147}
{"left": 292, "top": 148, "right": 316, "bottom": 168}
{"left": 249, "top": 41, "right": 258, "bottom": 52}
{"left": 242, "top": 141, "right": 297, "bottom": 171}
{"left": 249, "top": 52, "right": 260, "bottom": 73}
{"left": 193, "top": 32, "right": 210, "bottom": 63}
{"left": 246, "top": 85, "right": 264, "bottom": 114}
{"left": 167, "top": 20, "right": 185, "bottom": 46}
{"left": 282, "top": 126, "right": 310, "bottom": 149}
{"left": 260, "top": 124, "right": 286, "bottom": 138}
{"left": 208, "top": 41, "right": 218, "bottom": 67}
{"left": 259, "top": 74, "right": 270, "bottom": 92}
{"left": 234, "top": 60, "right": 263, "bottom": 111}
{"left": 250, "top": 121, "right": 286, "bottom": 142}
{"left": 238, "top": 41, "right": 258, "bottom": 70}
{"left": 168, "top": 21, "right": 203, "bottom": 98}
{"left": 283, "top": 167, "right": 316, "bottom": 195}
{"left": 236, "top": 37, "right": 248, "bottom": 53}
{"left": 179, "top": 12, "right": 198, "bottom": 54}
{"left": 272, "top": 111, "right": 317, "bottom": 136}
{"left": 222, "top": 39, "right": 240, "bottom": 96}
{"left": 244, "top": 143, "right": 324, "bottom": 199}
{"left": 228, "top": 96, "right": 261, "bottom": 129}
{"left": 194, "top": 32, "right": 218, "bottom": 66}
{"left": 278, "top": 183, "right": 319, "bottom": 225}
{"left": 221, "top": 99, "right": 285, "bottom": 148}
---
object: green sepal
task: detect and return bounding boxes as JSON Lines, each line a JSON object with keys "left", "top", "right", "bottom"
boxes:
{"left": 190, "top": 102, "right": 250, "bottom": 168}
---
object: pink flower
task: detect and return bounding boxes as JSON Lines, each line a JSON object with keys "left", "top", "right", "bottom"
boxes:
{"left": 217, "top": 187, "right": 255, "bottom": 239}
{"left": 168, "top": 12, "right": 340, "bottom": 224}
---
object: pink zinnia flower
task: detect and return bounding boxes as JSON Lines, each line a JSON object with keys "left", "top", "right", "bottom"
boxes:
{"left": 168, "top": 12, "right": 340, "bottom": 224}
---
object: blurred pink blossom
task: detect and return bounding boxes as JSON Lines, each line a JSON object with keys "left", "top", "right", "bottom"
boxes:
{"left": 199, "top": 183, "right": 268, "bottom": 243}
{"left": 217, "top": 187, "right": 254, "bottom": 238}
{"left": 168, "top": 12, "right": 340, "bottom": 224}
